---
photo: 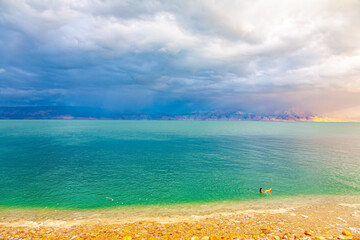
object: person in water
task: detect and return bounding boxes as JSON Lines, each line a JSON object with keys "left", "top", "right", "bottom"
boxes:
{"left": 259, "top": 187, "right": 272, "bottom": 193}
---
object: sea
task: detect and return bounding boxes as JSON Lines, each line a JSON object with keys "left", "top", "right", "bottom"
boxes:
{"left": 0, "top": 120, "right": 359, "bottom": 209}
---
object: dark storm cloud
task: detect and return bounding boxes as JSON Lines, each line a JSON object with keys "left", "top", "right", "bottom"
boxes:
{"left": 1, "top": 0, "right": 360, "bottom": 118}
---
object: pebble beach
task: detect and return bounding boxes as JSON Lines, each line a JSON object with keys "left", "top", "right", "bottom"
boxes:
{"left": 1, "top": 196, "right": 360, "bottom": 239}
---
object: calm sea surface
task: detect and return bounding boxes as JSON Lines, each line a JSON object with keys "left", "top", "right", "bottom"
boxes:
{"left": 0, "top": 120, "right": 359, "bottom": 209}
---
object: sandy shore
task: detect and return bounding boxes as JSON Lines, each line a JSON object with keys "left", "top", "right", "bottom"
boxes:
{"left": 1, "top": 195, "right": 360, "bottom": 239}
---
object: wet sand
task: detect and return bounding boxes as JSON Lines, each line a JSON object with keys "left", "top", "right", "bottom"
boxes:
{"left": 1, "top": 195, "right": 360, "bottom": 239}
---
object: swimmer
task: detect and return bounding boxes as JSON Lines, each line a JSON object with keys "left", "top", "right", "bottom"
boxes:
{"left": 259, "top": 187, "right": 272, "bottom": 193}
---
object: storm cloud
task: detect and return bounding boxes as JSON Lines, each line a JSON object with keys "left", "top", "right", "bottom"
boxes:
{"left": 1, "top": 0, "right": 360, "bottom": 118}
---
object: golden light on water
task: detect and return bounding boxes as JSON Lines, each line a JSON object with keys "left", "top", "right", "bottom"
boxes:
{"left": 309, "top": 117, "right": 358, "bottom": 122}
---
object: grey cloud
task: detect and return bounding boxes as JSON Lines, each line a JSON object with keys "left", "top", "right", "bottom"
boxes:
{"left": 1, "top": 0, "right": 360, "bottom": 118}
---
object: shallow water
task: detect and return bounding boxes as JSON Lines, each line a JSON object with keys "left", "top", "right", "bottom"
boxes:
{"left": 0, "top": 120, "right": 360, "bottom": 209}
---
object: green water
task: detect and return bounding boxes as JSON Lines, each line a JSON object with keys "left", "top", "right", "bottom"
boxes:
{"left": 0, "top": 120, "right": 359, "bottom": 209}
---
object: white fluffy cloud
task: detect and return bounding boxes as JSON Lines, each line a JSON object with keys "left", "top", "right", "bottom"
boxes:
{"left": 1, "top": 0, "right": 360, "bottom": 118}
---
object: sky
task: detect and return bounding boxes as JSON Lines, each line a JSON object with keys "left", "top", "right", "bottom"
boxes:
{"left": 1, "top": 0, "right": 360, "bottom": 119}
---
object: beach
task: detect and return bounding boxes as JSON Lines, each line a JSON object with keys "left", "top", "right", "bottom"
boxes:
{"left": 1, "top": 195, "right": 360, "bottom": 239}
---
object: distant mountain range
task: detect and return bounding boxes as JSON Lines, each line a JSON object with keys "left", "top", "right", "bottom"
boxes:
{"left": 0, "top": 106, "right": 317, "bottom": 121}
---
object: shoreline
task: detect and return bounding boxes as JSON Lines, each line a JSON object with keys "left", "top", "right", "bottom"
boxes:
{"left": 1, "top": 195, "right": 360, "bottom": 239}
{"left": 1, "top": 193, "right": 359, "bottom": 211}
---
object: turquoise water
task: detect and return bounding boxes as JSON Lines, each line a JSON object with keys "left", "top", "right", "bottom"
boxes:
{"left": 0, "top": 120, "right": 359, "bottom": 209}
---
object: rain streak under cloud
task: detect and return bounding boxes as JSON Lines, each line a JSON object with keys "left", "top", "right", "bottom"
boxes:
{"left": 1, "top": 0, "right": 360, "bottom": 119}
